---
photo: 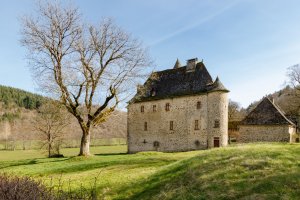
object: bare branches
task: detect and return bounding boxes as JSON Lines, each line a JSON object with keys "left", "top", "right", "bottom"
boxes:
{"left": 287, "top": 64, "right": 300, "bottom": 92}
{"left": 33, "top": 101, "right": 70, "bottom": 157}
{"left": 21, "top": 1, "right": 152, "bottom": 155}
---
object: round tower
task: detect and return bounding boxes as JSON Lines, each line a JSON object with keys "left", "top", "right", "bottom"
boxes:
{"left": 207, "top": 77, "right": 229, "bottom": 148}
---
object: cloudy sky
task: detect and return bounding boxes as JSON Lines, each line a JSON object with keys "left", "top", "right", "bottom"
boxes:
{"left": 1, "top": 0, "right": 300, "bottom": 108}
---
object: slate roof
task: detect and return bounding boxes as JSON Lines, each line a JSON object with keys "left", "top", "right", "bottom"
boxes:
{"left": 130, "top": 60, "right": 229, "bottom": 103}
{"left": 240, "top": 97, "right": 295, "bottom": 126}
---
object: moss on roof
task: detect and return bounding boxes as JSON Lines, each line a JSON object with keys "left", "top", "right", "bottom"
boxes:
{"left": 240, "top": 97, "right": 295, "bottom": 126}
{"left": 130, "top": 61, "right": 229, "bottom": 103}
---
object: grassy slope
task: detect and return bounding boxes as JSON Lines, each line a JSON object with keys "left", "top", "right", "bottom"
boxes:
{"left": 0, "top": 143, "right": 300, "bottom": 200}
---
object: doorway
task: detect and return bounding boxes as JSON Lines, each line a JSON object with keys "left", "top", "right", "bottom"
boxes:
{"left": 213, "top": 137, "right": 220, "bottom": 147}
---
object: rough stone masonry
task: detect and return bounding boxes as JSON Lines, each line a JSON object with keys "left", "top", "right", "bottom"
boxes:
{"left": 127, "top": 58, "right": 229, "bottom": 153}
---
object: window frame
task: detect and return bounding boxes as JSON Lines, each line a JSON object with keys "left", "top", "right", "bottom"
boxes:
{"left": 194, "top": 120, "right": 199, "bottom": 130}
{"left": 153, "top": 105, "right": 157, "bottom": 112}
{"left": 141, "top": 105, "right": 144, "bottom": 113}
{"left": 196, "top": 101, "right": 201, "bottom": 109}
{"left": 214, "top": 120, "right": 220, "bottom": 128}
{"left": 165, "top": 103, "right": 170, "bottom": 111}
{"left": 170, "top": 121, "right": 174, "bottom": 130}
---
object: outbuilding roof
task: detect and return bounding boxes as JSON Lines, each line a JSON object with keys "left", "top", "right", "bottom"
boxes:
{"left": 240, "top": 97, "right": 295, "bottom": 126}
{"left": 130, "top": 59, "right": 229, "bottom": 103}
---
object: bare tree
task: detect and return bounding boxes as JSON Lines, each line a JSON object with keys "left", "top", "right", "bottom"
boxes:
{"left": 228, "top": 100, "right": 241, "bottom": 122}
{"left": 20, "top": 1, "right": 151, "bottom": 156}
{"left": 287, "top": 64, "right": 300, "bottom": 96}
{"left": 34, "top": 101, "right": 69, "bottom": 157}
{"left": 287, "top": 64, "right": 300, "bottom": 131}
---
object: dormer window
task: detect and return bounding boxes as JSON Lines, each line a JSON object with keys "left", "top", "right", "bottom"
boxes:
{"left": 197, "top": 101, "right": 201, "bottom": 109}
{"left": 150, "top": 88, "right": 156, "bottom": 96}
{"left": 165, "top": 103, "right": 170, "bottom": 111}
{"left": 141, "top": 105, "right": 144, "bottom": 113}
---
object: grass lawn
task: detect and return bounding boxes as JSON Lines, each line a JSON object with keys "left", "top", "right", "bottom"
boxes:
{"left": 0, "top": 143, "right": 300, "bottom": 199}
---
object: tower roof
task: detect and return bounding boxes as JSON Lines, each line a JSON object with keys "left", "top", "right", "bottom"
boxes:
{"left": 173, "top": 58, "right": 181, "bottom": 69}
{"left": 130, "top": 59, "right": 229, "bottom": 103}
{"left": 241, "top": 97, "right": 295, "bottom": 126}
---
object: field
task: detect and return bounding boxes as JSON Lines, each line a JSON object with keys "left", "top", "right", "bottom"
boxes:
{"left": 0, "top": 138, "right": 127, "bottom": 151}
{"left": 1, "top": 143, "right": 300, "bottom": 199}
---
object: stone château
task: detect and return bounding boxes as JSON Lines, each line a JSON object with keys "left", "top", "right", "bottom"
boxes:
{"left": 127, "top": 58, "right": 229, "bottom": 153}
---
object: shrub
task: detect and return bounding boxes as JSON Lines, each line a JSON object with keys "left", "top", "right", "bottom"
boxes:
{"left": 0, "top": 174, "right": 53, "bottom": 200}
{"left": 0, "top": 174, "right": 99, "bottom": 200}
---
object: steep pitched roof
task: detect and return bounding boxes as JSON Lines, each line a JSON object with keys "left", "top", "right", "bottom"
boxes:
{"left": 130, "top": 60, "right": 229, "bottom": 103}
{"left": 241, "top": 97, "right": 295, "bottom": 126}
{"left": 173, "top": 58, "right": 181, "bottom": 69}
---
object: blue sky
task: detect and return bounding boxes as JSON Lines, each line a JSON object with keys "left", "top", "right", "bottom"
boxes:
{"left": 1, "top": 0, "right": 300, "bottom": 108}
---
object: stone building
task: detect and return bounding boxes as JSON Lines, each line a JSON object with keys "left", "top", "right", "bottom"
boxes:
{"left": 239, "top": 97, "right": 298, "bottom": 143}
{"left": 127, "top": 58, "right": 229, "bottom": 153}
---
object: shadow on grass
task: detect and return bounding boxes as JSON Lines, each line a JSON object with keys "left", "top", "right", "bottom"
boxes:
{"left": 42, "top": 156, "right": 178, "bottom": 175}
{"left": 94, "top": 153, "right": 128, "bottom": 156}
{"left": 111, "top": 146, "right": 300, "bottom": 200}
{"left": 0, "top": 157, "right": 71, "bottom": 170}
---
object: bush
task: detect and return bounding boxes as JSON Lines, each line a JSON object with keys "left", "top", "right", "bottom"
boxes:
{"left": 0, "top": 174, "right": 99, "bottom": 200}
{"left": 0, "top": 174, "right": 53, "bottom": 200}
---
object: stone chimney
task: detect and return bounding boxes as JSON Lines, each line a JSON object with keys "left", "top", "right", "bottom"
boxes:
{"left": 186, "top": 58, "right": 198, "bottom": 72}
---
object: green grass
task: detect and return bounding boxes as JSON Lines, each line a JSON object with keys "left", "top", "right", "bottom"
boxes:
{"left": 0, "top": 138, "right": 126, "bottom": 150}
{"left": 1, "top": 143, "right": 300, "bottom": 199}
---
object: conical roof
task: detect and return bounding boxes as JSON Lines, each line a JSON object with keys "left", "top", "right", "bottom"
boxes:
{"left": 241, "top": 97, "right": 295, "bottom": 125}
{"left": 173, "top": 58, "right": 181, "bottom": 69}
{"left": 208, "top": 76, "right": 229, "bottom": 92}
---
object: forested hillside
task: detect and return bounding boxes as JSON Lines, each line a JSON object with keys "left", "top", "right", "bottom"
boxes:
{"left": 229, "top": 86, "right": 300, "bottom": 127}
{"left": 0, "top": 85, "right": 46, "bottom": 110}
{"left": 0, "top": 85, "right": 127, "bottom": 150}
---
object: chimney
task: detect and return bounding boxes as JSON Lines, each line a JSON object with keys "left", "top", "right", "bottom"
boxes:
{"left": 186, "top": 58, "right": 198, "bottom": 72}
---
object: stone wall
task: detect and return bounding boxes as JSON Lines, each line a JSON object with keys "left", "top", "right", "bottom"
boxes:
{"left": 207, "top": 92, "right": 228, "bottom": 148}
{"left": 238, "top": 125, "right": 297, "bottom": 143}
{"left": 127, "top": 91, "right": 228, "bottom": 153}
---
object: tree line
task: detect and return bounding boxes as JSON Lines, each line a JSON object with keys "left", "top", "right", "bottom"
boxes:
{"left": 0, "top": 85, "right": 47, "bottom": 110}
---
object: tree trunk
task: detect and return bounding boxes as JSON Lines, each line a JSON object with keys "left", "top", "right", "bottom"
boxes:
{"left": 79, "top": 128, "right": 91, "bottom": 156}
{"left": 48, "top": 143, "right": 51, "bottom": 158}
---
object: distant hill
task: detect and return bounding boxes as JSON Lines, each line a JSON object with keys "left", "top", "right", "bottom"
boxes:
{"left": 240, "top": 86, "right": 300, "bottom": 128}
{"left": 245, "top": 86, "right": 300, "bottom": 115}
{"left": 0, "top": 85, "right": 47, "bottom": 110}
{"left": 0, "top": 85, "right": 127, "bottom": 149}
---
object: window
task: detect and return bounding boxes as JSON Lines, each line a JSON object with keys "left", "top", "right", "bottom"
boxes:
{"left": 144, "top": 122, "right": 147, "bottom": 131}
{"left": 214, "top": 120, "right": 220, "bottom": 128}
{"left": 153, "top": 105, "right": 157, "bottom": 112}
{"left": 170, "top": 121, "right": 174, "bottom": 130}
{"left": 165, "top": 103, "right": 170, "bottom": 111}
{"left": 153, "top": 141, "right": 160, "bottom": 147}
{"left": 195, "top": 120, "right": 199, "bottom": 130}
{"left": 150, "top": 88, "right": 156, "bottom": 96}
{"left": 141, "top": 105, "right": 144, "bottom": 113}
{"left": 197, "top": 101, "right": 201, "bottom": 109}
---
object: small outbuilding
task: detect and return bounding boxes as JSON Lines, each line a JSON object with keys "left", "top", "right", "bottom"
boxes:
{"left": 239, "top": 97, "right": 298, "bottom": 143}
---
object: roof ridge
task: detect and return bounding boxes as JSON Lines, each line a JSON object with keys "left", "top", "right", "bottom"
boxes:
{"left": 241, "top": 97, "right": 295, "bottom": 126}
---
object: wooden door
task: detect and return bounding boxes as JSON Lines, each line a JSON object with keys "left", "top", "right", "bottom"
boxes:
{"left": 213, "top": 137, "right": 220, "bottom": 147}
